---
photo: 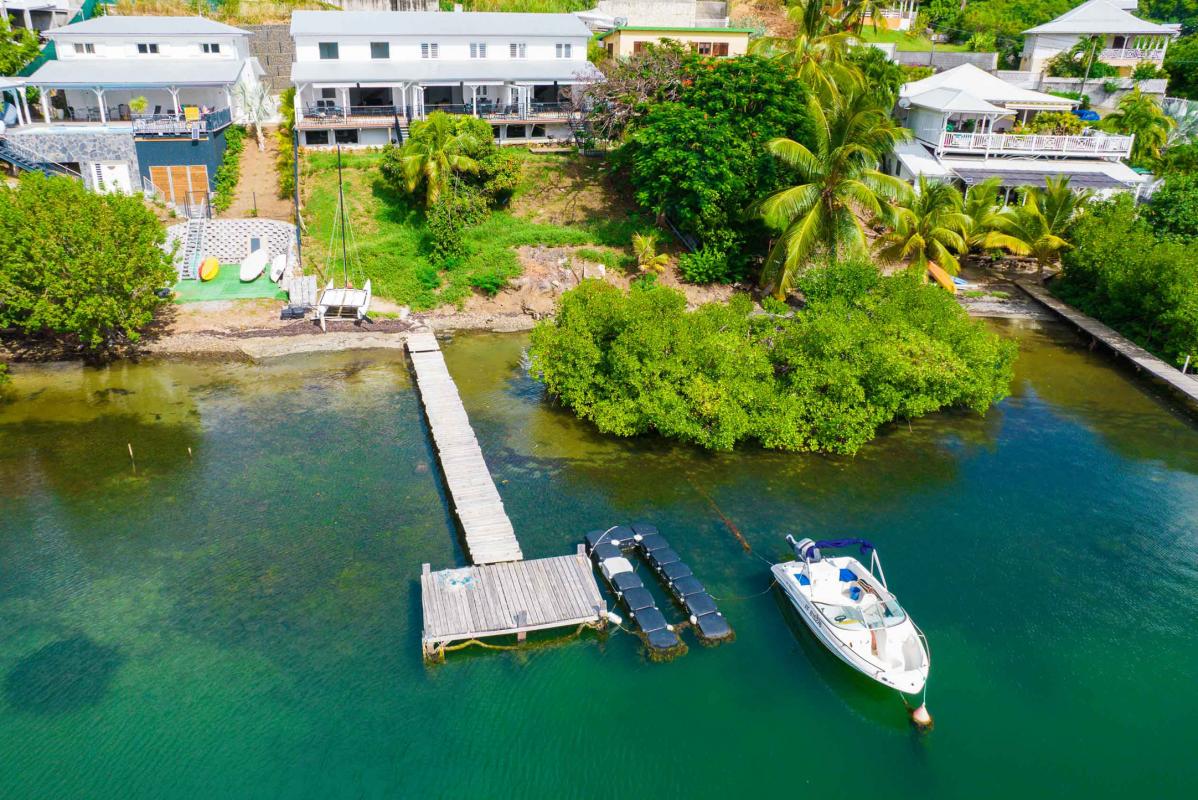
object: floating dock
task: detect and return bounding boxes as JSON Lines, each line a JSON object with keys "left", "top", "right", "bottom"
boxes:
{"left": 1017, "top": 281, "right": 1198, "bottom": 408}
{"left": 407, "top": 333, "right": 606, "bottom": 659}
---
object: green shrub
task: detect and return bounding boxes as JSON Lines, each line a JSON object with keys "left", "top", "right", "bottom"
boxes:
{"left": 1054, "top": 195, "right": 1198, "bottom": 367}
{"left": 677, "top": 246, "right": 731, "bottom": 284}
{"left": 1144, "top": 174, "right": 1198, "bottom": 240}
{"left": 968, "top": 32, "right": 997, "bottom": 52}
{"left": 575, "top": 247, "right": 633, "bottom": 271}
{"left": 1132, "top": 61, "right": 1165, "bottom": 81}
{"left": 468, "top": 266, "right": 511, "bottom": 296}
{"left": 760, "top": 296, "right": 789, "bottom": 315}
{"left": 529, "top": 261, "right": 1016, "bottom": 453}
{"left": 1020, "top": 111, "right": 1085, "bottom": 135}
{"left": 212, "top": 124, "right": 246, "bottom": 212}
{"left": 425, "top": 184, "right": 490, "bottom": 264}
{"left": 276, "top": 87, "right": 296, "bottom": 200}
{"left": 1049, "top": 90, "right": 1091, "bottom": 109}
{"left": 477, "top": 147, "right": 523, "bottom": 204}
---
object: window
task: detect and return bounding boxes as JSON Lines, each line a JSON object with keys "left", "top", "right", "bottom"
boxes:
{"left": 714, "top": 42, "right": 729, "bottom": 57}
{"left": 555, "top": 43, "right": 572, "bottom": 59}
{"left": 318, "top": 42, "right": 339, "bottom": 60}
{"left": 692, "top": 41, "right": 731, "bottom": 57}
{"left": 371, "top": 41, "right": 390, "bottom": 59}
{"left": 421, "top": 42, "right": 438, "bottom": 59}
{"left": 334, "top": 129, "right": 358, "bottom": 144}
{"left": 316, "top": 88, "right": 337, "bottom": 110}
{"left": 305, "top": 130, "right": 330, "bottom": 146}
{"left": 202, "top": 43, "right": 221, "bottom": 54}
{"left": 510, "top": 42, "right": 526, "bottom": 59}
{"left": 470, "top": 42, "right": 486, "bottom": 59}
{"left": 632, "top": 41, "right": 647, "bottom": 55}
{"left": 73, "top": 43, "right": 95, "bottom": 54}
{"left": 137, "top": 43, "right": 160, "bottom": 54}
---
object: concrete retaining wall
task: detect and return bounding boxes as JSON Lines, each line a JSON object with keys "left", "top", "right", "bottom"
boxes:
{"left": 247, "top": 24, "right": 294, "bottom": 96}
{"left": 167, "top": 218, "right": 298, "bottom": 275}
{"left": 7, "top": 128, "right": 139, "bottom": 191}
{"left": 895, "top": 51, "right": 998, "bottom": 71}
{"left": 997, "top": 71, "right": 1169, "bottom": 108}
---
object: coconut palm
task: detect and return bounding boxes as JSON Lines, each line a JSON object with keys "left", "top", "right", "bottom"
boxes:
{"left": 396, "top": 111, "right": 481, "bottom": 206}
{"left": 1102, "top": 88, "right": 1176, "bottom": 166}
{"left": 874, "top": 177, "right": 970, "bottom": 274}
{"left": 962, "top": 176, "right": 1004, "bottom": 252}
{"left": 982, "top": 176, "right": 1092, "bottom": 282}
{"left": 759, "top": 90, "right": 911, "bottom": 297}
{"left": 750, "top": 0, "right": 860, "bottom": 100}
{"left": 632, "top": 233, "right": 669, "bottom": 275}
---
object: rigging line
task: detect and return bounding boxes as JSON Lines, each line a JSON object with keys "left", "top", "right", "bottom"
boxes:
{"left": 686, "top": 473, "right": 752, "bottom": 552}
{"left": 709, "top": 577, "right": 779, "bottom": 603}
{"left": 335, "top": 144, "right": 350, "bottom": 289}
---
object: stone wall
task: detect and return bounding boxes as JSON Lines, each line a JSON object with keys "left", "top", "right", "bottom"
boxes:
{"left": 595, "top": 0, "right": 727, "bottom": 27}
{"left": 166, "top": 218, "right": 299, "bottom": 280}
{"left": 247, "top": 24, "right": 294, "bottom": 96}
{"left": 895, "top": 51, "right": 999, "bottom": 71}
{"left": 7, "top": 129, "right": 139, "bottom": 191}
{"left": 997, "top": 71, "right": 1169, "bottom": 109}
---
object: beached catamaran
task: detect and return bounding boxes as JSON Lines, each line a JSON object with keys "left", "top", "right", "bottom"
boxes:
{"left": 773, "top": 537, "right": 932, "bottom": 724}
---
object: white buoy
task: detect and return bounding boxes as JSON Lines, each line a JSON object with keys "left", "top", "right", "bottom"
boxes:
{"left": 911, "top": 703, "right": 933, "bottom": 730}
{"left": 604, "top": 611, "right": 623, "bottom": 626}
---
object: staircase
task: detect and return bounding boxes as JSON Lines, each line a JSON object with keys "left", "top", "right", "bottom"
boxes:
{"left": 178, "top": 218, "right": 206, "bottom": 280}
{"left": 0, "top": 138, "right": 84, "bottom": 180}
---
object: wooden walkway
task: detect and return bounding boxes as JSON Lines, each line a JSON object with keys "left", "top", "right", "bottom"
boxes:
{"left": 407, "top": 332, "right": 522, "bottom": 564}
{"left": 420, "top": 548, "right": 606, "bottom": 655}
{"left": 1017, "top": 281, "right": 1198, "bottom": 407}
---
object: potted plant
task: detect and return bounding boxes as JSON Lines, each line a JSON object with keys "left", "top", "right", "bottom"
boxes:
{"left": 129, "top": 96, "right": 149, "bottom": 117}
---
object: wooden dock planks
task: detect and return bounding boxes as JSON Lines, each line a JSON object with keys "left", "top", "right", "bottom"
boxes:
{"left": 421, "top": 553, "right": 606, "bottom": 646}
{"left": 406, "top": 334, "right": 523, "bottom": 565}
{"left": 1017, "top": 281, "right": 1198, "bottom": 407}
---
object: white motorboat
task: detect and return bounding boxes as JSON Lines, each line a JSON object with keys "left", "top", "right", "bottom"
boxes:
{"left": 772, "top": 536, "right": 929, "bottom": 696}
{"left": 239, "top": 247, "right": 269, "bottom": 282}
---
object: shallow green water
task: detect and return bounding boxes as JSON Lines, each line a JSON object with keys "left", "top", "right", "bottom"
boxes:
{"left": 1, "top": 322, "right": 1196, "bottom": 799}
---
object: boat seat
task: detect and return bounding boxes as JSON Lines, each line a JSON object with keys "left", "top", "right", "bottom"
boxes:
{"left": 621, "top": 586, "right": 656, "bottom": 612}
{"left": 671, "top": 575, "right": 706, "bottom": 597}
{"left": 695, "top": 612, "right": 732, "bottom": 640}
{"left": 600, "top": 556, "right": 634, "bottom": 581}
{"left": 611, "top": 572, "right": 644, "bottom": 593}
{"left": 649, "top": 548, "right": 681, "bottom": 569}
{"left": 633, "top": 606, "right": 668, "bottom": 633}
{"left": 684, "top": 592, "right": 718, "bottom": 617}
{"left": 591, "top": 542, "right": 622, "bottom": 561}
{"left": 660, "top": 561, "right": 693, "bottom": 582}
{"left": 638, "top": 533, "right": 670, "bottom": 553}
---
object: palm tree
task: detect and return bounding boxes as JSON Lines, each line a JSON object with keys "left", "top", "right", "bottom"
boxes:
{"left": 632, "top": 233, "right": 669, "bottom": 274}
{"left": 234, "top": 82, "right": 276, "bottom": 152}
{"left": 962, "top": 176, "right": 1004, "bottom": 252}
{"left": 1102, "top": 88, "right": 1176, "bottom": 166}
{"left": 982, "top": 176, "right": 1091, "bottom": 282}
{"left": 759, "top": 90, "right": 911, "bottom": 297}
{"left": 750, "top": 0, "right": 860, "bottom": 100}
{"left": 396, "top": 112, "right": 482, "bottom": 206}
{"left": 874, "top": 177, "right": 970, "bottom": 274}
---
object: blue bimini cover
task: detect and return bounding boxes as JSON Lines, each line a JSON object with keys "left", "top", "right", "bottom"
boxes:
{"left": 646, "top": 628, "right": 681, "bottom": 650}
{"left": 695, "top": 612, "right": 732, "bottom": 640}
{"left": 592, "top": 542, "right": 622, "bottom": 561}
{"left": 684, "top": 592, "right": 718, "bottom": 617}
{"left": 671, "top": 575, "right": 706, "bottom": 597}
{"left": 649, "top": 548, "right": 681, "bottom": 569}
{"left": 612, "top": 572, "right": 644, "bottom": 593}
{"left": 661, "top": 561, "right": 693, "bottom": 582}
{"left": 630, "top": 522, "right": 659, "bottom": 537}
{"left": 621, "top": 586, "right": 656, "bottom": 612}
{"left": 638, "top": 533, "right": 670, "bottom": 553}
{"left": 634, "top": 606, "right": 668, "bottom": 633}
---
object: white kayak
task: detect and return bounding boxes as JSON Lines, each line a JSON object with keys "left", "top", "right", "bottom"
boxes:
{"left": 269, "top": 252, "right": 287, "bottom": 283}
{"left": 772, "top": 536, "right": 929, "bottom": 695}
{"left": 239, "top": 247, "right": 270, "bottom": 282}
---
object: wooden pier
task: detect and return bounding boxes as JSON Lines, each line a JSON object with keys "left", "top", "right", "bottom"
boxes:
{"left": 1017, "top": 282, "right": 1198, "bottom": 408}
{"left": 407, "top": 332, "right": 522, "bottom": 565}
{"left": 406, "top": 333, "right": 606, "bottom": 658}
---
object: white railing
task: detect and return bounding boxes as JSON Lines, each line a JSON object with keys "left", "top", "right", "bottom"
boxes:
{"left": 1101, "top": 47, "right": 1166, "bottom": 61}
{"left": 939, "top": 130, "right": 1134, "bottom": 158}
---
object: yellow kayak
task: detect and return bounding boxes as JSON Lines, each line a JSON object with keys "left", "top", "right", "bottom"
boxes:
{"left": 199, "top": 257, "right": 220, "bottom": 282}
{"left": 927, "top": 263, "right": 956, "bottom": 294}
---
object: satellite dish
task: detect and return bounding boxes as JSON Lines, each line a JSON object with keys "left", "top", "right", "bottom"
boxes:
{"left": 614, "top": 16, "right": 629, "bottom": 26}
{"left": 897, "top": 97, "right": 911, "bottom": 109}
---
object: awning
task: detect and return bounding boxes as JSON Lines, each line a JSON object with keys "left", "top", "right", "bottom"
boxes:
{"left": 945, "top": 159, "right": 1144, "bottom": 190}
{"left": 892, "top": 140, "right": 954, "bottom": 178}
{"left": 28, "top": 59, "right": 247, "bottom": 88}
{"left": 905, "top": 87, "right": 1012, "bottom": 115}
{"left": 291, "top": 59, "right": 601, "bottom": 86}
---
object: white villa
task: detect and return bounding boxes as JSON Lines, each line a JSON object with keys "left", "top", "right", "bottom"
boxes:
{"left": 862, "top": 1, "right": 919, "bottom": 32}
{"left": 289, "top": 9, "right": 599, "bottom": 147}
{"left": 889, "top": 64, "right": 1143, "bottom": 194}
{"left": 1020, "top": 0, "right": 1178, "bottom": 75}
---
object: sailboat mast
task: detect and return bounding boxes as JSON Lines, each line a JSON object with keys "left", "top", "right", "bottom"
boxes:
{"left": 336, "top": 144, "right": 350, "bottom": 288}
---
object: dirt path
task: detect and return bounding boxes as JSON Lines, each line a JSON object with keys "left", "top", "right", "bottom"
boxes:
{"left": 222, "top": 125, "right": 294, "bottom": 220}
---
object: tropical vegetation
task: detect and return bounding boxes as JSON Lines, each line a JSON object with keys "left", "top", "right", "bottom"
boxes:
{"left": 0, "top": 173, "right": 175, "bottom": 352}
{"left": 982, "top": 176, "right": 1091, "bottom": 281}
{"left": 529, "top": 261, "right": 1016, "bottom": 453}
{"left": 874, "top": 177, "right": 970, "bottom": 274}
{"left": 212, "top": 125, "right": 246, "bottom": 213}
{"left": 1101, "top": 88, "right": 1176, "bottom": 166}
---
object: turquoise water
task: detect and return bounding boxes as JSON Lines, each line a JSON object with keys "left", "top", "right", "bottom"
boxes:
{"left": 1, "top": 322, "right": 1196, "bottom": 798}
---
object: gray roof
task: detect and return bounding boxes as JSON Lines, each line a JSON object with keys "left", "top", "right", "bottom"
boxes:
{"left": 291, "top": 59, "right": 600, "bottom": 85}
{"left": 290, "top": 10, "right": 591, "bottom": 38}
{"left": 45, "top": 15, "right": 249, "bottom": 38}
{"left": 1024, "top": 0, "right": 1175, "bottom": 35}
{"left": 28, "top": 58, "right": 247, "bottom": 87}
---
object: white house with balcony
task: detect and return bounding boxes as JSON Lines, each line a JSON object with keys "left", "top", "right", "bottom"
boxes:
{"left": 289, "top": 9, "right": 599, "bottom": 147}
{"left": 1019, "top": 0, "right": 1179, "bottom": 75}
{"left": 4, "top": 16, "right": 266, "bottom": 206}
{"left": 862, "top": 1, "right": 919, "bottom": 32}
{"left": 889, "top": 64, "right": 1143, "bottom": 194}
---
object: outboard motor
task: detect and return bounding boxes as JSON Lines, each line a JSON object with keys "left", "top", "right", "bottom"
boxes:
{"left": 787, "top": 536, "right": 821, "bottom": 563}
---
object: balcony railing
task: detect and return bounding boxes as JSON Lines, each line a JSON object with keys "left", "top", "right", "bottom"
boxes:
{"left": 1100, "top": 47, "right": 1166, "bottom": 61}
{"left": 132, "top": 108, "right": 232, "bottom": 137}
{"left": 301, "top": 101, "right": 574, "bottom": 125}
{"left": 939, "top": 130, "right": 1134, "bottom": 158}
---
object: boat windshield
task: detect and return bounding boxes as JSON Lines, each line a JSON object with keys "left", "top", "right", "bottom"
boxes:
{"left": 817, "top": 599, "right": 908, "bottom": 630}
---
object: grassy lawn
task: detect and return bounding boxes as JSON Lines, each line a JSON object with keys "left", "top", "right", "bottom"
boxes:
{"left": 300, "top": 149, "right": 647, "bottom": 310}
{"left": 857, "top": 28, "right": 970, "bottom": 53}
